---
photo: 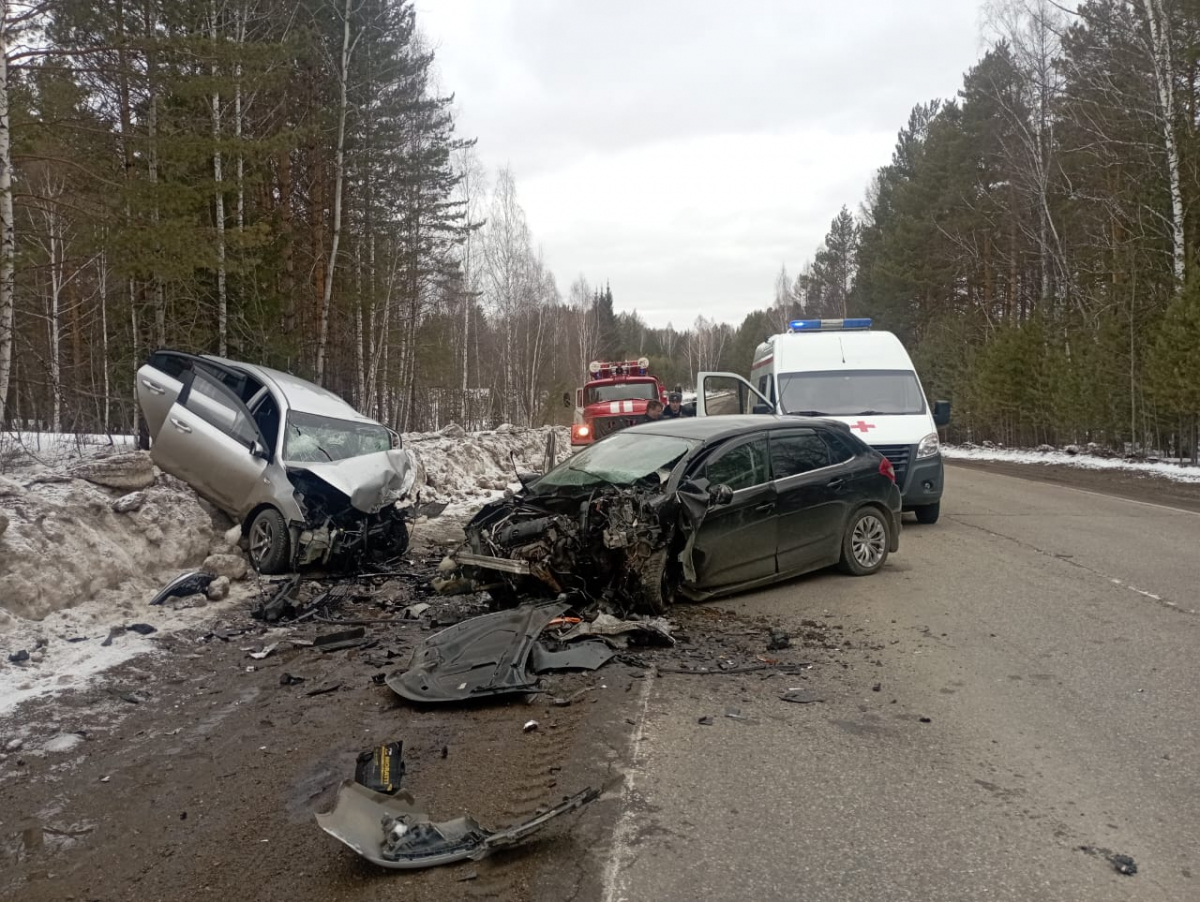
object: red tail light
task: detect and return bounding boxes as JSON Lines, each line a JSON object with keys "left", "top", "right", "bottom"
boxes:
{"left": 879, "top": 456, "right": 895, "bottom": 483}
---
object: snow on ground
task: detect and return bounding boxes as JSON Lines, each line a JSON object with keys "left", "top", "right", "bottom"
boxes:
{"left": 944, "top": 444, "right": 1200, "bottom": 485}
{"left": 0, "top": 424, "right": 570, "bottom": 716}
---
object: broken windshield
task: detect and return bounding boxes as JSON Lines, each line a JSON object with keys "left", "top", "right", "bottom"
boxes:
{"left": 533, "top": 434, "right": 697, "bottom": 492}
{"left": 777, "top": 370, "right": 927, "bottom": 416}
{"left": 285, "top": 411, "right": 392, "bottom": 463}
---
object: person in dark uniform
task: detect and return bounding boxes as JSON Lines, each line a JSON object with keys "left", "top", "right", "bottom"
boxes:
{"left": 661, "top": 391, "right": 690, "bottom": 418}
{"left": 637, "top": 399, "right": 665, "bottom": 425}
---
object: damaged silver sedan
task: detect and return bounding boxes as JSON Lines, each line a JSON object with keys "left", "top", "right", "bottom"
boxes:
{"left": 136, "top": 349, "right": 414, "bottom": 573}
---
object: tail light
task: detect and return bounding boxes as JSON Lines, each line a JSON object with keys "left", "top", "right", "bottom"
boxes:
{"left": 879, "top": 456, "right": 895, "bottom": 483}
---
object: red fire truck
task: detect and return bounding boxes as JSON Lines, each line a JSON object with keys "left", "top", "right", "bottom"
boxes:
{"left": 569, "top": 358, "right": 669, "bottom": 446}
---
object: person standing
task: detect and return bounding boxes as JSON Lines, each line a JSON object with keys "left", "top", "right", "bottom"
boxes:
{"left": 662, "top": 391, "right": 690, "bottom": 418}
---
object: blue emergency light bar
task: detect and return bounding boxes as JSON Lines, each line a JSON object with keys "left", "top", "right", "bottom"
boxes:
{"left": 787, "top": 317, "right": 873, "bottom": 332}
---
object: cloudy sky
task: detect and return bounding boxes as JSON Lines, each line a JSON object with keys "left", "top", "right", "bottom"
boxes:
{"left": 416, "top": 1, "right": 985, "bottom": 329}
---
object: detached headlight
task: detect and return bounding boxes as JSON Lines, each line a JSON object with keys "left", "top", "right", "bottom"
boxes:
{"left": 917, "top": 432, "right": 940, "bottom": 459}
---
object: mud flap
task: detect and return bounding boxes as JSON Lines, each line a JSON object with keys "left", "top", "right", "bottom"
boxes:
{"left": 316, "top": 781, "right": 600, "bottom": 870}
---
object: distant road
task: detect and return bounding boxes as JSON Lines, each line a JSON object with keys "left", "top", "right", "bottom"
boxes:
{"left": 603, "top": 464, "right": 1200, "bottom": 902}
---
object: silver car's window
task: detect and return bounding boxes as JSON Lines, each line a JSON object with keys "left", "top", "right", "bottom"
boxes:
{"left": 284, "top": 412, "right": 391, "bottom": 463}
{"left": 187, "top": 370, "right": 259, "bottom": 447}
{"left": 705, "top": 437, "right": 769, "bottom": 492}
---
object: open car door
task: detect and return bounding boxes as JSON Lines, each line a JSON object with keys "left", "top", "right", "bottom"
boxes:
{"left": 695, "top": 372, "right": 776, "bottom": 417}
{"left": 151, "top": 367, "right": 270, "bottom": 515}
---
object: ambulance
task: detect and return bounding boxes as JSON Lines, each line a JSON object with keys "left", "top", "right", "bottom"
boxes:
{"left": 695, "top": 317, "right": 950, "bottom": 524}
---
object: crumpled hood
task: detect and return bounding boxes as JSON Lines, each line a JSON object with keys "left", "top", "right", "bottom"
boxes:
{"left": 289, "top": 448, "right": 414, "bottom": 514}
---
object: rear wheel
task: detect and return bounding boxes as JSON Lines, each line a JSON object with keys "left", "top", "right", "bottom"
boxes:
{"left": 248, "top": 507, "right": 290, "bottom": 574}
{"left": 914, "top": 502, "right": 941, "bottom": 525}
{"left": 838, "top": 507, "right": 890, "bottom": 576}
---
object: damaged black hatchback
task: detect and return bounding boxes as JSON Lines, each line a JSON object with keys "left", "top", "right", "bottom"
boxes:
{"left": 448, "top": 416, "right": 902, "bottom": 613}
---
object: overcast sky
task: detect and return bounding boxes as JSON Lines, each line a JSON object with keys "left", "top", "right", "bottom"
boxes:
{"left": 416, "top": 1, "right": 985, "bottom": 330}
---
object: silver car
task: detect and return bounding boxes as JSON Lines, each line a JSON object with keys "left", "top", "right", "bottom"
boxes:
{"left": 135, "top": 349, "right": 414, "bottom": 573}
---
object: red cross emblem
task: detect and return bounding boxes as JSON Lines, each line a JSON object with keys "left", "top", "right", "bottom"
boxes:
{"left": 852, "top": 420, "right": 876, "bottom": 433}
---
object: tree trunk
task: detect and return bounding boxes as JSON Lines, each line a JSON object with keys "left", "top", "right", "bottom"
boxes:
{"left": 211, "top": 1, "right": 228, "bottom": 355}
{"left": 146, "top": 5, "right": 165, "bottom": 346}
{"left": 0, "top": 37, "right": 13, "bottom": 426}
{"left": 1143, "top": 0, "right": 1186, "bottom": 284}
{"left": 316, "top": 0, "right": 354, "bottom": 385}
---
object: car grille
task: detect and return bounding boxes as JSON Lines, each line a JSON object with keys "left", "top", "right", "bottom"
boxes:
{"left": 592, "top": 415, "right": 640, "bottom": 439}
{"left": 874, "top": 444, "right": 913, "bottom": 487}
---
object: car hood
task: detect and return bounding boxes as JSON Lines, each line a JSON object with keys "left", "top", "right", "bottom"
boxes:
{"left": 288, "top": 448, "right": 414, "bottom": 514}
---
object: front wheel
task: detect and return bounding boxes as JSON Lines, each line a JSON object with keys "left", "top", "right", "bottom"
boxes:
{"left": 248, "top": 507, "right": 291, "bottom": 574}
{"left": 838, "top": 507, "right": 890, "bottom": 576}
{"left": 633, "top": 547, "right": 677, "bottom": 615}
{"left": 914, "top": 502, "right": 941, "bottom": 525}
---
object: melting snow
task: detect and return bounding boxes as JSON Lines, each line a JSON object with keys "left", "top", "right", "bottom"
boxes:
{"left": 944, "top": 445, "right": 1200, "bottom": 485}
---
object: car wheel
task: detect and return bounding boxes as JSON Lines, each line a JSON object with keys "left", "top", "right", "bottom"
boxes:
{"left": 248, "top": 507, "right": 290, "bottom": 574}
{"left": 914, "top": 502, "right": 941, "bottom": 525}
{"left": 634, "top": 546, "right": 677, "bottom": 615}
{"left": 839, "top": 507, "right": 890, "bottom": 576}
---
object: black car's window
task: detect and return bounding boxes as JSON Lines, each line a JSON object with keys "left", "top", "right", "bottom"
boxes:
{"left": 771, "top": 430, "right": 831, "bottom": 479}
{"left": 822, "top": 430, "right": 856, "bottom": 464}
{"left": 186, "top": 369, "right": 260, "bottom": 447}
{"left": 705, "top": 437, "right": 769, "bottom": 492}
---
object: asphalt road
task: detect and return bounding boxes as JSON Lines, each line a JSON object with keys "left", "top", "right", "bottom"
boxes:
{"left": 603, "top": 463, "right": 1200, "bottom": 902}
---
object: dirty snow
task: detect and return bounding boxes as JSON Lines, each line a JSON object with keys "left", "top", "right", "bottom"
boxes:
{"left": 0, "top": 424, "right": 569, "bottom": 717}
{"left": 944, "top": 444, "right": 1200, "bottom": 484}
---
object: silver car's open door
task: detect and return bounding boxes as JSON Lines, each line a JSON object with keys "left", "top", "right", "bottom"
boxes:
{"left": 151, "top": 368, "right": 270, "bottom": 515}
{"left": 695, "top": 372, "right": 776, "bottom": 417}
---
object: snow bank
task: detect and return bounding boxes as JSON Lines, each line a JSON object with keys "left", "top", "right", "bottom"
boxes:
{"left": 944, "top": 444, "right": 1200, "bottom": 485}
{"left": 403, "top": 424, "right": 572, "bottom": 504}
{"left": 0, "top": 431, "right": 136, "bottom": 472}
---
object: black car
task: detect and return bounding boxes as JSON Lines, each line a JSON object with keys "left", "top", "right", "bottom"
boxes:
{"left": 449, "top": 415, "right": 901, "bottom": 613}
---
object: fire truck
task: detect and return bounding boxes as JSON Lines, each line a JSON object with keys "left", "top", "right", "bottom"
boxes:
{"left": 568, "top": 357, "right": 668, "bottom": 446}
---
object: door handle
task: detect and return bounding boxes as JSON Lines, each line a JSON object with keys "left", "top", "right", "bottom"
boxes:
{"left": 141, "top": 378, "right": 166, "bottom": 395}
{"left": 755, "top": 501, "right": 776, "bottom": 513}
{"left": 169, "top": 416, "right": 192, "bottom": 434}
{"left": 828, "top": 478, "right": 847, "bottom": 492}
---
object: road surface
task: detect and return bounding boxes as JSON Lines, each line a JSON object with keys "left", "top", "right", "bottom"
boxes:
{"left": 604, "top": 462, "right": 1200, "bottom": 902}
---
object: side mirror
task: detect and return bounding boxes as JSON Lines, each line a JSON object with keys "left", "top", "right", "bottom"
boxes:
{"left": 709, "top": 484, "right": 734, "bottom": 506}
{"left": 562, "top": 392, "right": 572, "bottom": 408}
{"left": 250, "top": 440, "right": 269, "bottom": 460}
{"left": 933, "top": 400, "right": 951, "bottom": 427}
{"left": 752, "top": 402, "right": 773, "bottom": 415}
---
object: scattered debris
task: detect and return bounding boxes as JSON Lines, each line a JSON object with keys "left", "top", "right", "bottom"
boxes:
{"left": 560, "top": 613, "right": 675, "bottom": 648}
{"left": 529, "top": 639, "right": 615, "bottom": 674}
{"left": 766, "top": 628, "right": 791, "bottom": 651}
{"left": 316, "top": 781, "right": 600, "bottom": 869}
{"left": 279, "top": 672, "right": 306, "bottom": 686}
{"left": 1079, "top": 845, "right": 1138, "bottom": 876}
{"left": 126, "top": 623, "right": 157, "bottom": 636}
{"left": 456, "top": 870, "right": 478, "bottom": 882}
{"left": 314, "top": 627, "right": 370, "bottom": 653}
{"left": 872, "top": 682, "right": 882, "bottom": 692}
{"left": 918, "top": 716, "right": 932, "bottom": 723}
{"left": 149, "top": 570, "right": 216, "bottom": 607}
{"left": 523, "top": 720, "right": 539, "bottom": 733}
{"left": 249, "top": 643, "right": 279, "bottom": 660}
{"left": 305, "top": 682, "right": 342, "bottom": 697}
{"left": 7, "top": 649, "right": 30, "bottom": 665}
{"left": 100, "top": 627, "right": 124, "bottom": 647}
{"left": 779, "top": 690, "right": 824, "bottom": 705}
{"left": 697, "top": 715, "right": 714, "bottom": 726}
{"left": 388, "top": 602, "right": 568, "bottom": 704}
{"left": 354, "top": 741, "right": 405, "bottom": 795}
{"left": 403, "top": 602, "right": 431, "bottom": 619}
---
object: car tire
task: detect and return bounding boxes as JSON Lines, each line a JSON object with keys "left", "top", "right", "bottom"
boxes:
{"left": 634, "top": 546, "right": 677, "bottom": 615}
{"left": 248, "top": 507, "right": 290, "bottom": 574}
{"left": 838, "top": 507, "right": 890, "bottom": 576}
{"left": 914, "top": 502, "right": 941, "bottom": 525}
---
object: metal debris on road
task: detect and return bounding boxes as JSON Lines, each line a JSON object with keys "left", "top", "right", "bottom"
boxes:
{"left": 779, "top": 690, "right": 825, "bottom": 705}
{"left": 316, "top": 781, "right": 600, "bottom": 870}
{"left": 149, "top": 570, "right": 216, "bottom": 606}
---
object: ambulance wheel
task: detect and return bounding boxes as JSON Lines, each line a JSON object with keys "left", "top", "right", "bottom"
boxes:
{"left": 915, "top": 502, "right": 941, "bottom": 525}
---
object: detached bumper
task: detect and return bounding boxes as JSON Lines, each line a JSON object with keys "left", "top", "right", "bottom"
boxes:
{"left": 901, "top": 453, "right": 944, "bottom": 509}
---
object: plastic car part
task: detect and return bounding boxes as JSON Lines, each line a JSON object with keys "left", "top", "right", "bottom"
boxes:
{"left": 386, "top": 601, "right": 570, "bottom": 703}
{"left": 148, "top": 570, "right": 216, "bottom": 606}
{"left": 316, "top": 781, "right": 600, "bottom": 869}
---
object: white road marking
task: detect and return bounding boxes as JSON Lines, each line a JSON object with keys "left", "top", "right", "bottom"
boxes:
{"left": 601, "top": 672, "right": 656, "bottom": 902}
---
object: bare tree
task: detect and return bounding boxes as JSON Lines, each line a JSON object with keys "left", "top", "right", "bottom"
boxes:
{"left": 1140, "top": 0, "right": 1185, "bottom": 284}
